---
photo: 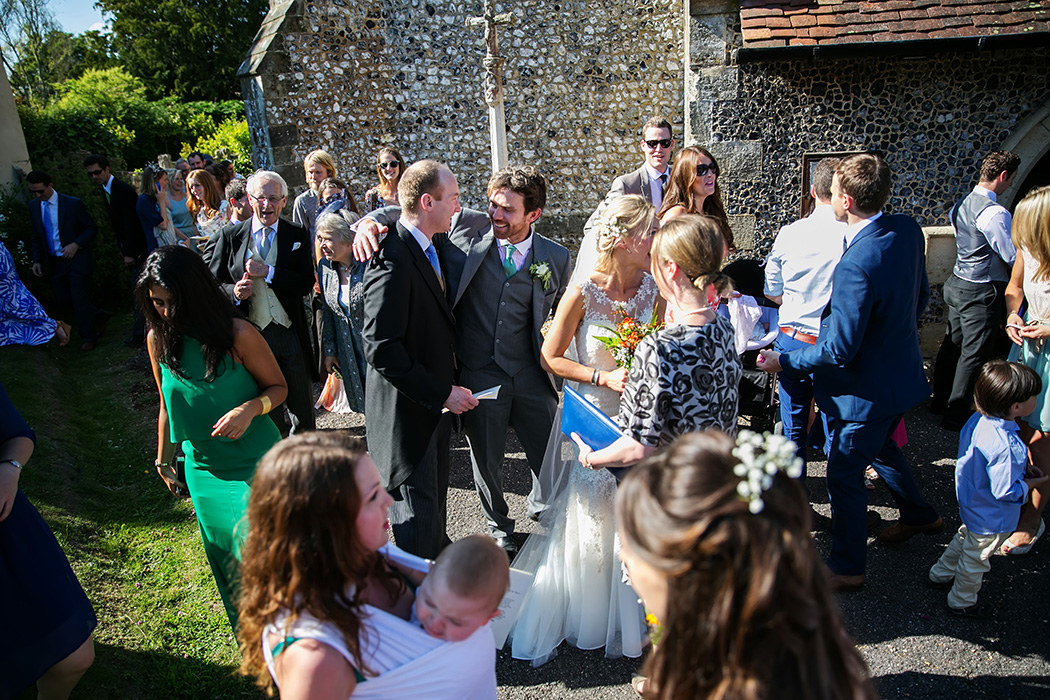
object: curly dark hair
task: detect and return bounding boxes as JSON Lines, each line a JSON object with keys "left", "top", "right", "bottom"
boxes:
{"left": 134, "top": 245, "right": 240, "bottom": 381}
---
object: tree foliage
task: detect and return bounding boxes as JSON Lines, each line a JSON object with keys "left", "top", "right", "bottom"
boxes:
{"left": 96, "top": 0, "right": 269, "bottom": 102}
{"left": 18, "top": 67, "right": 244, "bottom": 168}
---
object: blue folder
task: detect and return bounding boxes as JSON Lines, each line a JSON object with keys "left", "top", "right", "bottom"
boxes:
{"left": 560, "top": 385, "right": 630, "bottom": 481}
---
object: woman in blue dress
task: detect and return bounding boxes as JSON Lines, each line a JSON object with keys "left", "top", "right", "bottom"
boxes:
{"left": 0, "top": 380, "right": 96, "bottom": 698}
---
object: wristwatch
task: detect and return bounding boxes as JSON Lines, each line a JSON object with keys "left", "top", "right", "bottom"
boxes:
{"left": 2, "top": 459, "right": 23, "bottom": 470}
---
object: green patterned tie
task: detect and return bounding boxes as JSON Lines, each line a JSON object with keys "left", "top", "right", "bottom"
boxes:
{"left": 503, "top": 244, "right": 517, "bottom": 278}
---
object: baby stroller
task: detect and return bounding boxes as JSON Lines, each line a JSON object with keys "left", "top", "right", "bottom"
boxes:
{"left": 719, "top": 259, "right": 780, "bottom": 433}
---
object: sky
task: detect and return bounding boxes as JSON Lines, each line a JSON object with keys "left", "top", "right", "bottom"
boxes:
{"left": 51, "top": 0, "right": 108, "bottom": 35}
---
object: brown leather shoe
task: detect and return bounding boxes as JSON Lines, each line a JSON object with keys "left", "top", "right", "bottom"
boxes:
{"left": 79, "top": 340, "right": 98, "bottom": 352}
{"left": 877, "top": 517, "right": 944, "bottom": 543}
{"left": 826, "top": 569, "right": 865, "bottom": 592}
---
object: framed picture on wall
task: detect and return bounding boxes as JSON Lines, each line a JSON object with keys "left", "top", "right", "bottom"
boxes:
{"left": 800, "top": 151, "right": 867, "bottom": 218}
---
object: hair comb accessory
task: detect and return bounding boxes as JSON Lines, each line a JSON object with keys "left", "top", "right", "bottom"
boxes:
{"left": 596, "top": 215, "right": 629, "bottom": 243}
{"left": 731, "top": 430, "right": 803, "bottom": 513}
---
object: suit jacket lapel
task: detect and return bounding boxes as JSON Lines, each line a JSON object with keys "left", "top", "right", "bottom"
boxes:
{"left": 234, "top": 220, "right": 253, "bottom": 271}
{"left": 845, "top": 215, "right": 884, "bottom": 253}
{"left": 455, "top": 229, "right": 495, "bottom": 308}
{"left": 399, "top": 224, "right": 452, "bottom": 320}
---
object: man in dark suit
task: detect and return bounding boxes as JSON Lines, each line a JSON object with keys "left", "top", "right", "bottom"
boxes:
{"left": 27, "top": 170, "right": 104, "bottom": 351}
{"left": 84, "top": 154, "right": 147, "bottom": 345}
{"left": 758, "top": 153, "right": 942, "bottom": 590}
{"left": 209, "top": 170, "right": 316, "bottom": 435}
{"left": 362, "top": 160, "right": 479, "bottom": 559}
{"left": 357, "top": 167, "right": 572, "bottom": 556}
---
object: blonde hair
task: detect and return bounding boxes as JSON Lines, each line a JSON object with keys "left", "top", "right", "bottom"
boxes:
{"left": 651, "top": 214, "right": 731, "bottom": 295}
{"left": 303, "top": 149, "right": 338, "bottom": 191}
{"left": 594, "top": 195, "right": 656, "bottom": 271}
{"left": 1013, "top": 185, "right": 1050, "bottom": 282}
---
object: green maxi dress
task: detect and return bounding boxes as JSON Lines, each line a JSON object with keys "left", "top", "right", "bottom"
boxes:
{"left": 160, "top": 337, "right": 281, "bottom": 627}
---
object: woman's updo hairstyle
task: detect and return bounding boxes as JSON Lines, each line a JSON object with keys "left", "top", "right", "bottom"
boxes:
{"left": 650, "top": 214, "right": 731, "bottom": 296}
{"left": 616, "top": 430, "right": 877, "bottom": 700}
{"left": 594, "top": 194, "right": 655, "bottom": 271}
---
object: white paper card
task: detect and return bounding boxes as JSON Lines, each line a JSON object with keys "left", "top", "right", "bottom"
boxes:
{"left": 489, "top": 567, "right": 533, "bottom": 650}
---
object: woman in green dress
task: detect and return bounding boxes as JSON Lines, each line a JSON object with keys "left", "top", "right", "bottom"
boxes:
{"left": 138, "top": 245, "right": 286, "bottom": 628}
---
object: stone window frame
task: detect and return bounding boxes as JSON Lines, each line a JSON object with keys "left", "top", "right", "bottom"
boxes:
{"left": 800, "top": 150, "right": 866, "bottom": 218}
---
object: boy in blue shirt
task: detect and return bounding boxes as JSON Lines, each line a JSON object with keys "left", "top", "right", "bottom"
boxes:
{"left": 930, "top": 360, "right": 1048, "bottom": 617}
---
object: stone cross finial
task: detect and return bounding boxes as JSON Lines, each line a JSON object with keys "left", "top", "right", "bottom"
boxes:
{"left": 468, "top": 0, "right": 514, "bottom": 172}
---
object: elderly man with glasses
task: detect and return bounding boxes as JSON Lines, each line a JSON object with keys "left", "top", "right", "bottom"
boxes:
{"left": 208, "top": 170, "right": 317, "bottom": 435}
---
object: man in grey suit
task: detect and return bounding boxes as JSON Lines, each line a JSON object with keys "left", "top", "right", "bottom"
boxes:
{"left": 577, "top": 116, "right": 675, "bottom": 277}
{"left": 356, "top": 166, "right": 572, "bottom": 556}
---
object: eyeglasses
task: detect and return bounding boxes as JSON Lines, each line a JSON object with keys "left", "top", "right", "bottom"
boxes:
{"left": 696, "top": 163, "right": 719, "bottom": 176}
{"left": 644, "top": 138, "right": 673, "bottom": 149}
{"left": 86, "top": 169, "right": 103, "bottom": 176}
{"left": 379, "top": 162, "right": 400, "bottom": 170}
{"left": 248, "top": 194, "right": 286, "bottom": 205}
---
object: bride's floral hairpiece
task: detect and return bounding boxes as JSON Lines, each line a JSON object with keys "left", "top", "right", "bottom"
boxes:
{"left": 731, "top": 430, "right": 803, "bottom": 513}
{"left": 595, "top": 215, "right": 629, "bottom": 244}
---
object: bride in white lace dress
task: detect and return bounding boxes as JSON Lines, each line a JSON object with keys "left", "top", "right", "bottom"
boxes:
{"left": 509, "top": 195, "right": 662, "bottom": 666}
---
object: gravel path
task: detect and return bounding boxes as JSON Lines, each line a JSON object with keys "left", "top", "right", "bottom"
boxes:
{"left": 317, "top": 401, "right": 1050, "bottom": 699}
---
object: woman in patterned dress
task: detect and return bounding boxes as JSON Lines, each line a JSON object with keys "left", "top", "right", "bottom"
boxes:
{"left": 575, "top": 214, "right": 741, "bottom": 471}
{"left": 0, "top": 241, "right": 70, "bottom": 346}
{"left": 509, "top": 195, "right": 662, "bottom": 666}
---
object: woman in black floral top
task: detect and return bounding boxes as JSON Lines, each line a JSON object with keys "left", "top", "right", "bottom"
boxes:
{"left": 574, "top": 215, "right": 741, "bottom": 470}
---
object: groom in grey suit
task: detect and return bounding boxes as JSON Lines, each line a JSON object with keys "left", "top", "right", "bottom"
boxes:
{"left": 357, "top": 166, "right": 571, "bottom": 556}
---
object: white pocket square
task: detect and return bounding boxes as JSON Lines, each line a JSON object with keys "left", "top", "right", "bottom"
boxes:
{"left": 292, "top": 242, "right": 302, "bottom": 251}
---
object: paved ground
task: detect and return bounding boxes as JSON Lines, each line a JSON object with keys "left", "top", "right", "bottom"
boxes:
{"left": 318, "top": 397, "right": 1050, "bottom": 700}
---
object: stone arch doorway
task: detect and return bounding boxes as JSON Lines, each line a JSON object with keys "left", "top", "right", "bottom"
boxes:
{"left": 1001, "top": 98, "right": 1050, "bottom": 210}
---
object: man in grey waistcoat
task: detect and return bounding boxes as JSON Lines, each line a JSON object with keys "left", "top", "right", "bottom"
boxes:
{"left": 932, "top": 151, "right": 1020, "bottom": 431}
{"left": 355, "top": 166, "right": 572, "bottom": 556}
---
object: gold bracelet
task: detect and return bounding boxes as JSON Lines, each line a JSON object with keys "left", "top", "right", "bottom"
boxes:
{"left": 258, "top": 395, "right": 272, "bottom": 415}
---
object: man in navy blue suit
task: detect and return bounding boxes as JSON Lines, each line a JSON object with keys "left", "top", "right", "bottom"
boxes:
{"left": 27, "top": 170, "right": 104, "bottom": 351}
{"left": 758, "top": 153, "right": 941, "bottom": 590}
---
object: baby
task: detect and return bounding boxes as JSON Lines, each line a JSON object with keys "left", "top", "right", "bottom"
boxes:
{"left": 929, "top": 360, "right": 1049, "bottom": 617}
{"left": 413, "top": 535, "right": 510, "bottom": 642}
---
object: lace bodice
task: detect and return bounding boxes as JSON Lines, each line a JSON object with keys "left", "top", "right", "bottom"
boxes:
{"left": 573, "top": 274, "right": 659, "bottom": 415}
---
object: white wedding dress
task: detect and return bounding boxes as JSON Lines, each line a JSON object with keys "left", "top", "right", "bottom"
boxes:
{"left": 508, "top": 274, "right": 659, "bottom": 667}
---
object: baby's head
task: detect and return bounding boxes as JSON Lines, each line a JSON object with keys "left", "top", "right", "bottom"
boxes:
{"left": 974, "top": 359, "right": 1041, "bottom": 421}
{"left": 414, "top": 535, "right": 510, "bottom": 642}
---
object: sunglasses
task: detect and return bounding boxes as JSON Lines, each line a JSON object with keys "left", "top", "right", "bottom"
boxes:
{"left": 379, "top": 161, "right": 400, "bottom": 170}
{"left": 696, "top": 163, "right": 719, "bottom": 176}
{"left": 86, "top": 169, "right": 103, "bottom": 176}
{"left": 644, "top": 138, "right": 673, "bottom": 149}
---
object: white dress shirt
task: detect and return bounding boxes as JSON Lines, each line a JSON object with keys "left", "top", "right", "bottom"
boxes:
{"left": 498, "top": 231, "right": 534, "bottom": 273}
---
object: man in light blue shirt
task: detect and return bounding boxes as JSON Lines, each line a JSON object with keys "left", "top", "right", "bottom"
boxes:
{"left": 764, "top": 157, "right": 846, "bottom": 465}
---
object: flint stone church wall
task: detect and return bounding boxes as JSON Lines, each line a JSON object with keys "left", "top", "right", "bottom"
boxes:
{"left": 241, "top": 0, "right": 683, "bottom": 252}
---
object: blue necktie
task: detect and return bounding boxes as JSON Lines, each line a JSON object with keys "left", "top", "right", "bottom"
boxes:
{"left": 43, "top": 201, "right": 59, "bottom": 255}
{"left": 258, "top": 227, "right": 273, "bottom": 259}
{"left": 425, "top": 243, "right": 444, "bottom": 289}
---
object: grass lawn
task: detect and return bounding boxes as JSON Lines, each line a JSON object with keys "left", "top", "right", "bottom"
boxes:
{"left": 6, "top": 316, "right": 264, "bottom": 699}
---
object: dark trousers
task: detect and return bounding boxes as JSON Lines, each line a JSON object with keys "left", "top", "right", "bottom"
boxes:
{"left": 389, "top": 414, "right": 453, "bottom": 559}
{"left": 50, "top": 255, "right": 98, "bottom": 342}
{"left": 461, "top": 363, "right": 558, "bottom": 538}
{"left": 260, "top": 322, "right": 315, "bottom": 436}
{"left": 933, "top": 276, "right": 1008, "bottom": 425}
{"left": 775, "top": 331, "right": 816, "bottom": 466}
{"left": 826, "top": 413, "right": 940, "bottom": 576}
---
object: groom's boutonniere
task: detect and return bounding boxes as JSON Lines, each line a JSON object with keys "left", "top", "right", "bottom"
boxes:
{"left": 529, "top": 261, "right": 552, "bottom": 290}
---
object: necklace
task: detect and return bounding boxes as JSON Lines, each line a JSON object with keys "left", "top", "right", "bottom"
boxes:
{"left": 669, "top": 305, "right": 713, "bottom": 325}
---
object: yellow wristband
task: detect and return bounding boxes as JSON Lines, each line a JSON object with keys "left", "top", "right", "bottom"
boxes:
{"left": 258, "top": 395, "right": 272, "bottom": 414}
